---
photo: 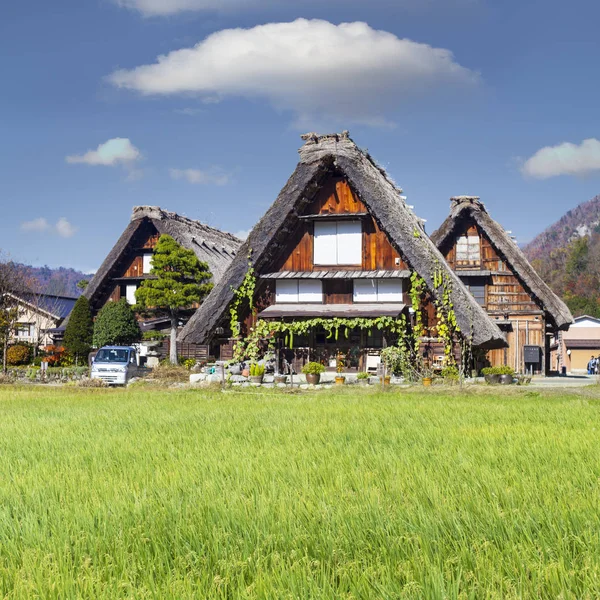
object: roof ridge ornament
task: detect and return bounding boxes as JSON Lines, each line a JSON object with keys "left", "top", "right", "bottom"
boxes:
{"left": 300, "top": 130, "right": 351, "bottom": 144}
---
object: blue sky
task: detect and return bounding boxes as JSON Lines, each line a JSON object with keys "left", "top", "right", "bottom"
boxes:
{"left": 2, "top": 0, "right": 600, "bottom": 272}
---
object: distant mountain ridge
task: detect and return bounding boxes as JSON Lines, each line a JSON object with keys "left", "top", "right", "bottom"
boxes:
{"left": 18, "top": 264, "right": 94, "bottom": 298}
{"left": 524, "top": 195, "right": 600, "bottom": 262}
{"left": 523, "top": 195, "right": 600, "bottom": 317}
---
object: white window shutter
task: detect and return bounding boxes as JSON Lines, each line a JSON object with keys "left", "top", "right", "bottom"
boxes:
{"left": 298, "top": 280, "right": 323, "bottom": 302}
{"left": 353, "top": 279, "right": 377, "bottom": 303}
{"left": 456, "top": 237, "right": 469, "bottom": 260}
{"left": 126, "top": 284, "right": 137, "bottom": 305}
{"left": 142, "top": 253, "right": 153, "bottom": 274}
{"left": 275, "top": 280, "right": 299, "bottom": 303}
{"left": 377, "top": 280, "right": 403, "bottom": 302}
{"left": 336, "top": 221, "right": 362, "bottom": 265}
{"left": 467, "top": 236, "right": 480, "bottom": 261}
{"left": 314, "top": 222, "right": 337, "bottom": 265}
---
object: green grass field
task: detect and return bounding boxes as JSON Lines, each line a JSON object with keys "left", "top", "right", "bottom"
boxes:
{"left": 0, "top": 385, "right": 599, "bottom": 598}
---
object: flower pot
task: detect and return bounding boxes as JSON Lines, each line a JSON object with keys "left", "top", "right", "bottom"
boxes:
{"left": 274, "top": 375, "right": 287, "bottom": 384}
{"left": 358, "top": 379, "right": 369, "bottom": 386}
{"left": 335, "top": 376, "right": 346, "bottom": 385}
{"left": 242, "top": 368, "right": 250, "bottom": 378}
{"left": 306, "top": 373, "right": 320, "bottom": 385}
{"left": 499, "top": 374, "right": 514, "bottom": 385}
{"left": 484, "top": 374, "right": 500, "bottom": 385}
{"left": 422, "top": 377, "right": 433, "bottom": 387}
{"left": 383, "top": 375, "right": 391, "bottom": 386}
{"left": 249, "top": 375, "right": 264, "bottom": 384}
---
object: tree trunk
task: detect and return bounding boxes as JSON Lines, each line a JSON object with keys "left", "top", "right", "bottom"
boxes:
{"left": 3, "top": 337, "right": 7, "bottom": 374}
{"left": 170, "top": 312, "right": 178, "bottom": 365}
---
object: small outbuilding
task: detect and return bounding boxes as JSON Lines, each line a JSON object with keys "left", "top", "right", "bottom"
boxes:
{"left": 431, "top": 196, "right": 573, "bottom": 375}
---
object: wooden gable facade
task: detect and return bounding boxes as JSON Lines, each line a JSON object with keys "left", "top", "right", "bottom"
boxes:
{"left": 103, "top": 220, "right": 161, "bottom": 308}
{"left": 180, "top": 133, "right": 507, "bottom": 371}
{"left": 244, "top": 176, "right": 412, "bottom": 372}
{"left": 432, "top": 196, "right": 573, "bottom": 375}
{"left": 79, "top": 206, "right": 242, "bottom": 328}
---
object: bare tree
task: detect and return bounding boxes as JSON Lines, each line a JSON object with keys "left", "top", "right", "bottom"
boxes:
{"left": 0, "top": 255, "right": 24, "bottom": 373}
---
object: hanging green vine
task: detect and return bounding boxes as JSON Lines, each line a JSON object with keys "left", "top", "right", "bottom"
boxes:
{"left": 239, "top": 315, "right": 409, "bottom": 363}
{"left": 229, "top": 253, "right": 255, "bottom": 338}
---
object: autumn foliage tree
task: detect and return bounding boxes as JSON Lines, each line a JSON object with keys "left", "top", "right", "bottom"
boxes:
{"left": 135, "top": 235, "right": 213, "bottom": 364}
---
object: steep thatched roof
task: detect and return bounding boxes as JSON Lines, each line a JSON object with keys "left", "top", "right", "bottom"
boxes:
{"left": 180, "top": 132, "right": 506, "bottom": 349}
{"left": 81, "top": 206, "right": 242, "bottom": 315}
{"left": 430, "top": 196, "right": 573, "bottom": 330}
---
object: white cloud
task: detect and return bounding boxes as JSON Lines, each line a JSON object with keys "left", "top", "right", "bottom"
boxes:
{"left": 20, "top": 217, "right": 77, "bottom": 238}
{"left": 21, "top": 218, "right": 50, "bottom": 233}
{"left": 115, "top": 0, "right": 477, "bottom": 17}
{"left": 114, "top": 0, "right": 228, "bottom": 15}
{"left": 169, "top": 167, "right": 232, "bottom": 185}
{"left": 108, "top": 19, "right": 479, "bottom": 127}
{"left": 66, "top": 137, "right": 141, "bottom": 166}
{"left": 521, "top": 138, "right": 600, "bottom": 179}
{"left": 55, "top": 218, "right": 78, "bottom": 238}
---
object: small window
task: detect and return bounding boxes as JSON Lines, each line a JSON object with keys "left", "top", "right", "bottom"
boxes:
{"left": 314, "top": 221, "right": 362, "bottom": 265}
{"left": 126, "top": 284, "right": 137, "bottom": 305}
{"left": 142, "top": 253, "right": 153, "bottom": 274}
{"left": 15, "top": 323, "right": 34, "bottom": 338}
{"left": 456, "top": 235, "right": 480, "bottom": 263}
{"left": 469, "top": 284, "right": 485, "bottom": 306}
{"left": 353, "top": 279, "right": 403, "bottom": 303}
{"left": 275, "top": 280, "right": 323, "bottom": 303}
{"left": 462, "top": 278, "right": 486, "bottom": 306}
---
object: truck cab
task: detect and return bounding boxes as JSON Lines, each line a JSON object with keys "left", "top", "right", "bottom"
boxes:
{"left": 90, "top": 346, "right": 139, "bottom": 385}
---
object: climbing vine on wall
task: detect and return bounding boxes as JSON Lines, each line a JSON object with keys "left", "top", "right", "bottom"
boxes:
{"left": 229, "top": 254, "right": 256, "bottom": 337}
{"left": 227, "top": 242, "right": 472, "bottom": 379}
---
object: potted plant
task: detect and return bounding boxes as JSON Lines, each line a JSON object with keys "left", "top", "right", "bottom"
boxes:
{"left": 380, "top": 346, "right": 401, "bottom": 386}
{"left": 498, "top": 365, "right": 515, "bottom": 385}
{"left": 481, "top": 367, "right": 500, "bottom": 385}
{"left": 302, "top": 362, "right": 325, "bottom": 385}
{"left": 249, "top": 363, "right": 265, "bottom": 384}
{"left": 357, "top": 371, "right": 369, "bottom": 386}
{"left": 335, "top": 353, "right": 346, "bottom": 385}
{"left": 421, "top": 366, "right": 434, "bottom": 387}
{"left": 274, "top": 373, "right": 287, "bottom": 384}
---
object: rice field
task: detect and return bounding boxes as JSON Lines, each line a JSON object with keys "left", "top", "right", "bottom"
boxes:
{"left": 0, "top": 384, "right": 600, "bottom": 599}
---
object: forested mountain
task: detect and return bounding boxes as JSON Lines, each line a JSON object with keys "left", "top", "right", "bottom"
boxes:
{"left": 523, "top": 195, "right": 600, "bottom": 317}
{"left": 17, "top": 264, "right": 94, "bottom": 298}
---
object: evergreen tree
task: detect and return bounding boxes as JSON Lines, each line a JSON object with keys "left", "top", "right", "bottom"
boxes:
{"left": 93, "top": 299, "right": 141, "bottom": 348}
{"left": 135, "top": 235, "right": 212, "bottom": 364}
{"left": 64, "top": 296, "right": 93, "bottom": 364}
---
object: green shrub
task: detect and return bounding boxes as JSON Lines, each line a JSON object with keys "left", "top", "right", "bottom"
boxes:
{"left": 482, "top": 366, "right": 515, "bottom": 376}
{"left": 6, "top": 344, "right": 31, "bottom": 366}
{"left": 302, "top": 362, "right": 325, "bottom": 375}
{"left": 142, "top": 331, "right": 167, "bottom": 341}
{"left": 249, "top": 363, "right": 265, "bottom": 377}
{"left": 357, "top": 371, "right": 369, "bottom": 380}
{"left": 180, "top": 358, "right": 196, "bottom": 370}
{"left": 93, "top": 300, "right": 141, "bottom": 348}
{"left": 64, "top": 296, "right": 93, "bottom": 363}
{"left": 441, "top": 365, "right": 459, "bottom": 381}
